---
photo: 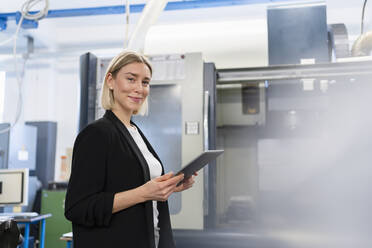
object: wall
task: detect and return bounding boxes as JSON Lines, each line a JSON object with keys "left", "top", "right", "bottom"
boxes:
{"left": 1, "top": 55, "right": 80, "bottom": 181}
{"left": 145, "top": 4, "right": 268, "bottom": 69}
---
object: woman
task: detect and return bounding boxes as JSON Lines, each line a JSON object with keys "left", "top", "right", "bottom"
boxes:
{"left": 65, "top": 50, "right": 196, "bottom": 248}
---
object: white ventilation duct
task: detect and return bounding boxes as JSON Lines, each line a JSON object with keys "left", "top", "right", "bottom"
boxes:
{"left": 127, "top": 0, "right": 168, "bottom": 53}
{"left": 351, "top": 31, "right": 372, "bottom": 57}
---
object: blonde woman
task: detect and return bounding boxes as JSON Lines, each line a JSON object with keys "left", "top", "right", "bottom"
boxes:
{"left": 65, "top": 51, "right": 195, "bottom": 248}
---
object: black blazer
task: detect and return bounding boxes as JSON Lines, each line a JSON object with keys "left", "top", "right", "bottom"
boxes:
{"left": 65, "top": 110, "right": 176, "bottom": 248}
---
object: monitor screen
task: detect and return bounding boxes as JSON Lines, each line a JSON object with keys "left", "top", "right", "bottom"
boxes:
{"left": 0, "top": 169, "right": 28, "bottom": 206}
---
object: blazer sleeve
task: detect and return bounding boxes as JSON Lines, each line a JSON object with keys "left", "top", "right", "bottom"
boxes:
{"left": 64, "top": 124, "right": 115, "bottom": 227}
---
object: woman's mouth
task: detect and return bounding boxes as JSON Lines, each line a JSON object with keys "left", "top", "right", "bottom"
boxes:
{"left": 128, "top": 96, "right": 143, "bottom": 103}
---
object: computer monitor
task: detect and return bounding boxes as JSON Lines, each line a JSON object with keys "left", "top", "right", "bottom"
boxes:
{"left": 0, "top": 169, "right": 29, "bottom": 207}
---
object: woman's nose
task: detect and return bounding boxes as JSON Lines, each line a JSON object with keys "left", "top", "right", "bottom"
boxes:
{"left": 134, "top": 81, "right": 143, "bottom": 92}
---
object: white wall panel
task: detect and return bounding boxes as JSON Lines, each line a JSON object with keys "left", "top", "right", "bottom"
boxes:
{"left": 145, "top": 19, "right": 268, "bottom": 69}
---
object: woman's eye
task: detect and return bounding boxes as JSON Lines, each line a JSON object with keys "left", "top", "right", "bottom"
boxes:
{"left": 142, "top": 81, "right": 150, "bottom": 86}
{"left": 128, "top": 77, "right": 135, "bottom": 82}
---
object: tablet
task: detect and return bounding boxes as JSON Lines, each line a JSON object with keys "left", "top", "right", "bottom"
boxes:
{"left": 175, "top": 150, "right": 224, "bottom": 186}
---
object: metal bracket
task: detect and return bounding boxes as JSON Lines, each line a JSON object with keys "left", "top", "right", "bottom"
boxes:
{"left": 0, "top": 18, "right": 7, "bottom": 31}
{"left": 15, "top": 12, "right": 39, "bottom": 29}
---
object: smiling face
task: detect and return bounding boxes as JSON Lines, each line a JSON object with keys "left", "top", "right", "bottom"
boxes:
{"left": 107, "top": 62, "right": 151, "bottom": 116}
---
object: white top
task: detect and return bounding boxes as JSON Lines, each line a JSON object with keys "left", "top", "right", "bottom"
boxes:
{"left": 126, "top": 125, "right": 162, "bottom": 230}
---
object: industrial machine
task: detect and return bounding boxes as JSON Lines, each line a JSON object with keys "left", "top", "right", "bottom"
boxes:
{"left": 25, "top": 121, "right": 57, "bottom": 188}
{"left": 0, "top": 124, "right": 37, "bottom": 171}
{"left": 210, "top": 2, "right": 372, "bottom": 248}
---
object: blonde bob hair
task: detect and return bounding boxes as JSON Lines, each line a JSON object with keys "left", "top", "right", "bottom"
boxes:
{"left": 101, "top": 50, "right": 152, "bottom": 116}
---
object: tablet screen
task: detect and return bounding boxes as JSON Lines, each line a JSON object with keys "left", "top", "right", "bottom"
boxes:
{"left": 175, "top": 150, "right": 224, "bottom": 186}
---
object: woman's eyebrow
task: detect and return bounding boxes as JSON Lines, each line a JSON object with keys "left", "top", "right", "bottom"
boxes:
{"left": 124, "top": 72, "right": 151, "bottom": 80}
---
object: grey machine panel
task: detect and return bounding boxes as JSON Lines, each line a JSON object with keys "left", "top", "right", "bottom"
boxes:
{"left": 79, "top": 52, "right": 98, "bottom": 131}
{"left": 267, "top": 2, "right": 329, "bottom": 65}
{"left": 0, "top": 123, "right": 10, "bottom": 169}
{"left": 25, "top": 121, "right": 57, "bottom": 188}
{"left": 133, "top": 85, "right": 182, "bottom": 214}
{"left": 8, "top": 124, "right": 37, "bottom": 171}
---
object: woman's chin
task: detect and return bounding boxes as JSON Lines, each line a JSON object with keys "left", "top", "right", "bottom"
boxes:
{"left": 126, "top": 102, "right": 142, "bottom": 111}
{"left": 131, "top": 106, "right": 142, "bottom": 113}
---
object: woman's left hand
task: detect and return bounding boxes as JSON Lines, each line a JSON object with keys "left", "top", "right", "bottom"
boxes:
{"left": 174, "top": 172, "right": 198, "bottom": 192}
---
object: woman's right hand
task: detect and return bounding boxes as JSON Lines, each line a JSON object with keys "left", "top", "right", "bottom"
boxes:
{"left": 139, "top": 172, "right": 184, "bottom": 202}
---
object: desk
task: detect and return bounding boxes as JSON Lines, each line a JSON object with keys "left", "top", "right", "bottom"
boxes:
{"left": 15, "top": 214, "right": 52, "bottom": 248}
{"left": 60, "top": 233, "right": 73, "bottom": 248}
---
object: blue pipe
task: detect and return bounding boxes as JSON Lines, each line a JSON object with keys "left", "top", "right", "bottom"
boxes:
{"left": 0, "top": 0, "right": 300, "bottom": 30}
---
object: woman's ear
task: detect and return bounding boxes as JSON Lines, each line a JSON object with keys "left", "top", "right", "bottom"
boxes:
{"left": 106, "top": 73, "right": 114, "bottom": 90}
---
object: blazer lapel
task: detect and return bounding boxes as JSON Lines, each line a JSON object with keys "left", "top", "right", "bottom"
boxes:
{"left": 104, "top": 111, "right": 151, "bottom": 181}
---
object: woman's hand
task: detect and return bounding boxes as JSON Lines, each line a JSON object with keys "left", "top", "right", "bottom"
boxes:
{"left": 174, "top": 172, "right": 198, "bottom": 192}
{"left": 139, "top": 172, "right": 184, "bottom": 202}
